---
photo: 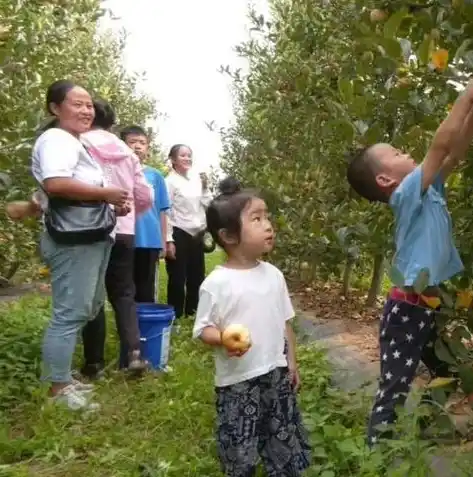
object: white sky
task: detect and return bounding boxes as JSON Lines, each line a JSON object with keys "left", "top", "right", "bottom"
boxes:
{"left": 101, "top": 0, "right": 269, "bottom": 173}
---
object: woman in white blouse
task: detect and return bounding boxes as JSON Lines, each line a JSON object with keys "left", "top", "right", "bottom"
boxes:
{"left": 32, "top": 80, "right": 128, "bottom": 410}
{"left": 165, "top": 144, "right": 211, "bottom": 318}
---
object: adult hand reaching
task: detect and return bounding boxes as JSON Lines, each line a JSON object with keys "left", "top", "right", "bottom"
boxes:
{"left": 103, "top": 187, "right": 129, "bottom": 207}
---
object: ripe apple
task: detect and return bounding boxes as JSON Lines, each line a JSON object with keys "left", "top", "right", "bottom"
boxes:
{"left": 370, "top": 9, "right": 388, "bottom": 23}
{"left": 221, "top": 324, "right": 251, "bottom": 352}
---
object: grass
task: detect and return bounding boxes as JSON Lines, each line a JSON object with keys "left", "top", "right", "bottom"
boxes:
{"left": 1, "top": 251, "right": 472, "bottom": 476}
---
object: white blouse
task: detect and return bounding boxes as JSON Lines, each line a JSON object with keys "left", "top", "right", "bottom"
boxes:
{"left": 165, "top": 170, "right": 211, "bottom": 241}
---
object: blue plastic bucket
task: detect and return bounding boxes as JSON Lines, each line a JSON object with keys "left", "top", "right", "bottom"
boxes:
{"left": 119, "top": 303, "right": 175, "bottom": 370}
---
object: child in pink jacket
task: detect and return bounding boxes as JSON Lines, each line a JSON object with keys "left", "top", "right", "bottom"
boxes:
{"left": 80, "top": 98, "right": 153, "bottom": 378}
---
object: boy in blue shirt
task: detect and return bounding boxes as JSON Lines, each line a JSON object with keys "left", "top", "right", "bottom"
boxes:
{"left": 347, "top": 80, "right": 473, "bottom": 445}
{"left": 120, "top": 126, "right": 170, "bottom": 303}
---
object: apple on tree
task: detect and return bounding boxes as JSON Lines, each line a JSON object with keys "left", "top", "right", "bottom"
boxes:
{"left": 221, "top": 324, "right": 251, "bottom": 356}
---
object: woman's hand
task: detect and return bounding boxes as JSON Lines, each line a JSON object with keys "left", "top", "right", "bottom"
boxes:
{"left": 103, "top": 187, "right": 129, "bottom": 207}
{"left": 166, "top": 241, "right": 176, "bottom": 260}
{"left": 115, "top": 204, "right": 131, "bottom": 216}
{"left": 200, "top": 173, "right": 208, "bottom": 191}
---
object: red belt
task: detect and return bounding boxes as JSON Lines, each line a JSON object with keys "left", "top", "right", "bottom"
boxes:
{"left": 389, "top": 287, "right": 436, "bottom": 308}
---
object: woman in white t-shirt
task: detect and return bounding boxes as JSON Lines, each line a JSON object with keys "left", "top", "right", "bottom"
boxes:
{"left": 193, "top": 177, "right": 311, "bottom": 476}
{"left": 165, "top": 144, "right": 212, "bottom": 319}
{"left": 32, "top": 80, "right": 129, "bottom": 411}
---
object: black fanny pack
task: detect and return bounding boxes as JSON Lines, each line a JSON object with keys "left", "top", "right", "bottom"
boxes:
{"left": 45, "top": 196, "right": 116, "bottom": 245}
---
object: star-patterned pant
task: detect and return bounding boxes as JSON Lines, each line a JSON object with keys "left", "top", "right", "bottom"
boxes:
{"left": 367, "top": 298, "right": 450, "bottom": 446}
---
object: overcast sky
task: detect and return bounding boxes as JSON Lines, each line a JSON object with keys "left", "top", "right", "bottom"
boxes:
{"left": 101, "top": 0, "right": 269, "bottom": 172}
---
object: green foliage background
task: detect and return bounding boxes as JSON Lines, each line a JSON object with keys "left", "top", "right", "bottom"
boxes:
{"left": 0, "top": 0, "right": 158, "bottom": 281}
{"left": 221, "top": 0, "right": 473, "bottom": 298}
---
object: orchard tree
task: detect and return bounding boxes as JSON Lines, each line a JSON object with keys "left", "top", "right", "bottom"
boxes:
{"left": 0, "top": 0, "right": 157, "bottom": 283}
{"left": 221, "top": 0, "right": 472, "bottom": 301}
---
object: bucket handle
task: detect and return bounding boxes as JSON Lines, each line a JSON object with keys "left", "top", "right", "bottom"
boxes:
{"left": 140, "top": 318, "right": 175, "bottom": 343}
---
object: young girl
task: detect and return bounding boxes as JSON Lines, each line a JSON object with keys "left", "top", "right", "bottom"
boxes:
{"left": 193, "top": 177, "right": 311, "bottom": 476}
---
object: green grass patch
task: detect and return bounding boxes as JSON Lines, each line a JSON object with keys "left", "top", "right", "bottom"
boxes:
{"left": 0, "top": 250, "right": 471, "bottom": 476}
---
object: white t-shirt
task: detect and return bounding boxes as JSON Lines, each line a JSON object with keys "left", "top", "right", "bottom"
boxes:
{"left": 31, "top": 128, "right": 116, "bottom": 236}
{"left": 32, "top": 128, "right": 105, "bottom": 190}
{"left": 193, "top": 261, "right": 295, "bottom": 387}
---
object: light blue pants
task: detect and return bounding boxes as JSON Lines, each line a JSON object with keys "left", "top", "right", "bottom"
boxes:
{"left": 40, "top": 232, "right": 112, "bottom": 383}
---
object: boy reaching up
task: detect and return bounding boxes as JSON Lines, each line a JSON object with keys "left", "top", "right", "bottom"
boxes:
{"left": 347, "top": 80, "right": 473, "bottom": 445}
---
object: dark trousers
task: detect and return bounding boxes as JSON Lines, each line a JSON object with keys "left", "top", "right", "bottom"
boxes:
{"left": 82, "top": 234, "right": 140, "bottom": 366}
{"left": 367, "top": 299, "right": 450, "bottom": 445}
{"left": 165, "top": 227, "right": 205, "bottom": 318}
{"left": 134, "top": 248, "right": 160, "bottom": 303}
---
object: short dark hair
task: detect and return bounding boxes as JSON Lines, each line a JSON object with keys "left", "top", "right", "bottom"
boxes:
{"left": 120, "top": 125, "right": 148, "bottom": 143}
{"left": 92, "top": 98, "right": 116, "bottom": 130}
{"left": 346, "top": 146, "right": 387, "bottom": 203}
{"left": 206, "top": 177, "right": 261, "bottom": 249}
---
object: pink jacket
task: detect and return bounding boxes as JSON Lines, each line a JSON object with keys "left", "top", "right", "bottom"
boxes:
{"left": 81, "top": 129, "right": 153, "bottom": 235}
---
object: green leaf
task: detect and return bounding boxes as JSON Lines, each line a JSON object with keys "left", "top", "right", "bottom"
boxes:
{"left": 338, "top": 78, "right": 353, "bottom": 104}
{"left": 417, "top": 35, "right": 432, "bottom": 65}
{"left": 413, "top": 268, "right": 430, "bottom": 294}
{"left": 429, "top": 388, "right": 448, "bottom": 406}
{"left": 383, "top": 8, "right": 407, "bottom": 39}
{"left": 434, "top": 338, "right": 457, "bottom": 366}
{"left": 454, "top": 39, "right": 472, "bottom": 61}
{"left": 435, "top": 313, "right": 450, "bottom": 331}
{"left": 387, "top": 265, "right": 404, "bottom": 287}
{"left": 363, "top": 124, "right": 384, "bottom": 144}
{"left": 438, "top": 288, "right": 454, "bottom": 309}
{"left": 446, "top": 327, "right": 470, "bottom": 361}
{"left": 377, "top": 38, "right": 402, "bottom": 58}
{"left": 427, "top": 377, "right": 457, "bottom": 389}
{"left": 458, "top": 364, "right": 473, "bottom": 395}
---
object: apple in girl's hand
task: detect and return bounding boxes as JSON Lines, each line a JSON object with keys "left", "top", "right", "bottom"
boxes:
{"left": 221, "top": 324, "right": 251, "bottom": 353}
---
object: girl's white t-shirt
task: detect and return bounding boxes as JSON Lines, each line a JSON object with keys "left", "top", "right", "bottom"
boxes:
{"left": 193, "top": 262, "right": 295, "bottom": 387}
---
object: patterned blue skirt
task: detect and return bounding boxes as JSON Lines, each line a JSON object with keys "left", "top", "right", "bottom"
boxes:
{"left": 215, "top": 367, "right": 311, "bottom": 477}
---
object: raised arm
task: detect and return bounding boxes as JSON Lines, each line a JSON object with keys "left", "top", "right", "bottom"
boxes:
{"left": 422, "top": 80, "right": 473, "bottom": 191}
{"left": 439, "top": 108, "right": 473, "bottom": 181}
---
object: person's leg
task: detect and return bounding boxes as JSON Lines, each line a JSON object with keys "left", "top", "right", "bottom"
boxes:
{"left": 259, "top": 368, "right": 311, "bottom": 476}
{"left": 106, "top": 234, "right": 147, "bottom": 373}
{"left": 134, "top": 248, "right": 159, "bottom": 303}
{"left": 184, "top": 234, "right": 206, "bottom": 316}
{"left": 81, "top": 305, "right": 106, "bottom": 378}
{"left": 166, "top": 228, "right": 188, "bottom": 319}
{"left": 40, "top": 232, "right": 110, "bottom": 409}
{"left": 367, "top": 299, "right": 435, "bottom": 445}
{"left": 216, "top": 377, "right": 261, "bottom": 477}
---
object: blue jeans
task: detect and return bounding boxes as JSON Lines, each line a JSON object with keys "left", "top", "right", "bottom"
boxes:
{"left": 40, "top": 232, "right": 112, "bottom": 383}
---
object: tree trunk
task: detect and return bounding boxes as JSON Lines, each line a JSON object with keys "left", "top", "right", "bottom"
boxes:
{"left": 366, "top": 253, "right": 385, "bottom": 306}
{"left": 342, "top": 256, "right": 354, "bottom": 297}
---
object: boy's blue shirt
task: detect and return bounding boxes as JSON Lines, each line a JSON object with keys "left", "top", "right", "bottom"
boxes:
{"left": 135, "top": 166, "right": 170, "bottom": 249}
{"left": 390, "top": 165, "right": 463, "bottom": 286}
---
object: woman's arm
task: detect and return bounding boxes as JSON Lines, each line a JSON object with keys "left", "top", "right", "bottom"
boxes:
{"left": 37, "top": 130, "right": 127, "bottom": 205}
{"left": 43, "top": 177, "right": 108, "bottom": 201}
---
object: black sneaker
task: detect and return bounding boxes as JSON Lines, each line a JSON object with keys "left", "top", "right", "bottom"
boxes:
{"left": 80, "top": 363, "right": 105, "bottom": 380}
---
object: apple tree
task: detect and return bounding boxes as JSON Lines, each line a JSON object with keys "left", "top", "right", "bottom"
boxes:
{"left": 0, "top": 0, "right": 157, "bottom": 283}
